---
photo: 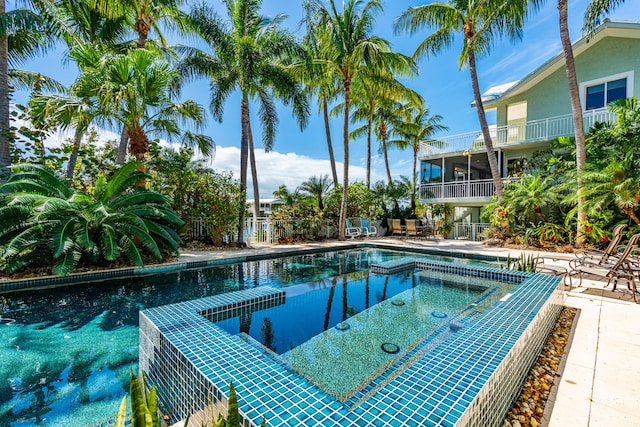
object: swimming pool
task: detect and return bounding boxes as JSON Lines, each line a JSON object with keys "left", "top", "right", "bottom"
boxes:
{"left": 214, "top": 269, "right": 510, "bottom": 400}
{"left": 141, "top": 256, "right": 563, "bottom": 426}
{"left": 0, "top": 247, "right": 493, "bottom": 426}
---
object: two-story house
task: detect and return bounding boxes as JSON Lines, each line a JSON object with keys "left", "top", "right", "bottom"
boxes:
{"left": 419, "top": 19, "right": 640, "bottom": 240}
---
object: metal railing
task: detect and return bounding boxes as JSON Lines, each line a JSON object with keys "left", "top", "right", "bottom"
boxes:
{"left": 419, "top": 108, "right": 616, "bottom": 157}
{"left": 453, "top": 223, "right": 492, "bottom": 241}
{"left": 420, "top": 177, "right": 519, "bottom": 201}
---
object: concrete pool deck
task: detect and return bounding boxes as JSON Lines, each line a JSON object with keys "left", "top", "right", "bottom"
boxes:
{"left": 177, "top": 238, "right": 640, "bottom": 427}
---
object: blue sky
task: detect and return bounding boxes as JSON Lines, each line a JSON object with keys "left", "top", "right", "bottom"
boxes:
{"left": 12, "top": 0, "right": 640, "bottom": 198}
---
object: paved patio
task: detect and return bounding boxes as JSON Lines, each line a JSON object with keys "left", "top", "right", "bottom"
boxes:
{"left": 177, "top": 237, "right": 640, "bottom": 427}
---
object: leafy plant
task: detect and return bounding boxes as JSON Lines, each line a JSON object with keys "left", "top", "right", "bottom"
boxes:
{"left": 116, "top": 369, "right": 164, "bottom": 427}
{"left": 0, "top": 162, "right": 183, "bottom": 275}
{"left": 149, "top": 147, "right": 243, "bottom": 246}
{"left": 504, "top": 253, "right": 539, "bottom": 272}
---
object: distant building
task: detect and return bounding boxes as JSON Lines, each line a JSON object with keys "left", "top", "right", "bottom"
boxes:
{"left": 247, "top": 199, "right": 281, "bottom": 217}
{"left": 419, "top": 20, "right": 640, "bottom": 239}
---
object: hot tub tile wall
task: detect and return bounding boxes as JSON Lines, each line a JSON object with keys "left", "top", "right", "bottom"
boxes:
{"left": 140, "top": 261, "right": 562, "bottom": 427}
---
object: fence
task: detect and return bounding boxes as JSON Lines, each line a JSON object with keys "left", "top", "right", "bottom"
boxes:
{"left": 191, "top": 217, "right": 336, "bottom": 245}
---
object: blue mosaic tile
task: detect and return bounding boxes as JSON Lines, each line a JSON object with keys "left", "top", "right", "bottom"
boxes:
{"left": 139, "top": 254, "right": 562, "bottom": 427}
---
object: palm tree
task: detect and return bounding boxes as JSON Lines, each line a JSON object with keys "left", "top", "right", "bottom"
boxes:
{"left": 349, "top": 70, "right": 420, "bottom": 188}
{"left": 557, "top": 0, "right": 587, "bottom": 246}
{"left": 180, "top": 1, "right": 308, "bottom": 245}
{"left": 584, "top": 0, "right": 626, "bottom": 35}
{"left": 0, "top": 2, "right": 54, "bottom": 174}
{"left": 80, "top": 47, "right": 213, "bottom": 170}
{"left": 394, "top": 0, "right": 533, "bottom": 204}
{"left": 87, "top": 0, "right": 189, "bottom": 164}
{"left": 299, "top": 0, "right": 340, "bottom": 187}
{"left": 310, "top": 0, "right": 415, "bottom": 240}
{"left": 390, "top": 104, "right": 447, "bottom": 213}
{"left": 27, "top": 2, "right": 129, "bottom": 179}
{"left": 299, "top": 175, "right": 333, "bottom": 211}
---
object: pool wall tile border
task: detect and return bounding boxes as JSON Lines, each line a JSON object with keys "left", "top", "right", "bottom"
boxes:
{"left": 139, "top": 259, "right": 562, "bottom": 427}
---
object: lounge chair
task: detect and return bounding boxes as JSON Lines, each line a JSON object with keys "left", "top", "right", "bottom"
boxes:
{"left": 345, "top": 218, "right": 362, "bottom": 239}
{"left": 568, "top": 232, "right": 640, "bottom": 296}
{"left": 360, "top": 217, "right": 377, "bottom": 238}
{"left": 574, "top": 224, "right": 627, "bottom": 266}
{"left": 391, "top": 219, "right": 405, "bottom": 238}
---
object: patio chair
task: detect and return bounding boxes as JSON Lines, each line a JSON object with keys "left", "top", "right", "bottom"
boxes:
{"left": 391, "top": 219, "right": 405, "bottom": 238}
{"left": 573, "top": 224, "right": 627, "bottom": 267}
{"left": 345, "top": 218, "right": 362, "bottom": 239}
{"left": 360, "top": 217, "right": 377, "bottom": 238}
{"left": 568, "top": 232, "right": 640, "bottom": 296}
{"left": 405, "top": 219, "right": 421, "bottom": 239}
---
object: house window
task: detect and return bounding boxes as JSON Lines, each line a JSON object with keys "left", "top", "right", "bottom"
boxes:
{"left": 581, "top": 72, "right": 633, "bottom": 111}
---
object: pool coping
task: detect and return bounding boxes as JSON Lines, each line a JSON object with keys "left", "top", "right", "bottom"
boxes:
{"left": 139, "top": 254, "right": 563, "bottom": 427}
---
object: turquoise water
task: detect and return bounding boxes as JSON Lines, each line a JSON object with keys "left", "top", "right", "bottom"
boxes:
{"left": 0, "top": 249, "right": 493, "bottom": 426}
{"left": 216, "top": 270, "right": 488, "bottom": 398}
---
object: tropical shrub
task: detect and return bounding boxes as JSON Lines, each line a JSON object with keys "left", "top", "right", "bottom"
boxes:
{"left": 149, "top": 148, "right": 244, "bottom": 246}
{"left": 0, "top": 162, "right": 183, "bottom": 275}
{"left": 324, "top": 182, "right": 376, "bottom": 220}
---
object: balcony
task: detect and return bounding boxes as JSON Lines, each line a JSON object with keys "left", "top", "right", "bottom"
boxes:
{"left": 420, "top": 178, "right": 519, "bottom": 202}
{"left": 419, "top": 108, "right": 616, "bottom": 158}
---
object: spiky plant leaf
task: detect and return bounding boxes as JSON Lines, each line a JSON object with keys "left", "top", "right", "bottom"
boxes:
{"left": 52, "top": 246, "right": 82, "bottom": 276}
{"left": 115, "top": 395, "right": 128, "bottom": 427}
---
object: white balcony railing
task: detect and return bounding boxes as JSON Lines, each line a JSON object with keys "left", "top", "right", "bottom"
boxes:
{"left": 420, "top": 178, "right": 519, "bottom": 201}
{"left": 419, "top": 108, "right": 616, "bottom": 157}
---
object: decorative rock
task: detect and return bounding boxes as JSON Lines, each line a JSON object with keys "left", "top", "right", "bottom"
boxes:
{"left": 502, "top": 307, "right": 577, "bottom": 427}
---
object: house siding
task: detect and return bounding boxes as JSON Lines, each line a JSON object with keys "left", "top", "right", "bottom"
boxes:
{"left": 494, "top": 36, "right": 640, "bottom": 126}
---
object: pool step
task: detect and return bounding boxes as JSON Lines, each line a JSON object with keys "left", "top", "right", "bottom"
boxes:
{"left": 370, "top": 258, "right": 418, "bottom": 274}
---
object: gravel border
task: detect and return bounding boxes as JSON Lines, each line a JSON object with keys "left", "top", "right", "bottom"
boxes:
{"left": 503, "top": 306, "right": 579, "bottom": 427}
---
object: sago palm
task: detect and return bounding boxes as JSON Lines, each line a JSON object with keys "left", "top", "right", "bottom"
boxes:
{"left": 180, "top": 1, "right": 308, "bottom": 244}
{"left": 0, "top": 162, "right": 183, "bottom": 275}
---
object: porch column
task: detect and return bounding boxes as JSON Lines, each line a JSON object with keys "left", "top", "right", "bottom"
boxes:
{"left": 441, "top": 157, "right": 445, "bottom": 198}
{"left": 464, "top": 149, "right": 471, "bottom": 197}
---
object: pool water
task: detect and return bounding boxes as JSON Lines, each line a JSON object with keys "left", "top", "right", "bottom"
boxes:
{"left": 0, "top": 249, "right": 493, "bottom": 426}
{"left": 216, "top": 270, "right": 489, "bottom": 398}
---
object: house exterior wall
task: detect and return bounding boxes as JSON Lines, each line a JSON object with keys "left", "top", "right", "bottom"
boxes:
{"left": 494, "top": 37, "right": 640, "bottom": 126}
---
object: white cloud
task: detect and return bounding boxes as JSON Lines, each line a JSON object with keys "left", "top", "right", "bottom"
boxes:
{"left": 13, "top": 116, "right": 390, "bottom": 198}
{"left": 211, "top": 146, "right": 385, "bottom": 198}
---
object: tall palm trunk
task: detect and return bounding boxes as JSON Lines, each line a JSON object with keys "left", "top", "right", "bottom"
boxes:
{"left": 0, "top": 0, "right": 10, "bottom": 177}
{"left": 468, "top": 49, "right": 503, "bottom": 203}
{"left": 366, "top": 113, "right": 372, "bottom": 188}
{"left": 380, "top": 121, "right": 392, "bottom": 184}
{"left": 238, "top": 97, "right": 250, "bottom": 245}
{"left": 67, "top": 126, "right": 83, "bottom": 178}
{"left": 558, "top": 0, "right": 587, "bottom": 246}
{"left": 116, "top": 127, "right": 128, "bottom": 164}
{"left": 116, "top": 19, "right": 151, "bottom": 164}
{"left": 248, "top": 114, "right": 260, "bottom": 220}
{"left": 411, "top": 146, "right": 418, "bottom": 213}
{"left": 338, "top": 80, "right": 351, "bottom": 241}
{"left": 322, "top": 93, "right": 339, "bottom": 186}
